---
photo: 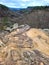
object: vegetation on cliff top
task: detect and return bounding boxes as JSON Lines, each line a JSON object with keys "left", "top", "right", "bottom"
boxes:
{"left": 0, "top": 4, "right": 9, "bottom": 10}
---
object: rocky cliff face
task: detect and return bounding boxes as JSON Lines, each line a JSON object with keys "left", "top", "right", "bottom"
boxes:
{"left": 0, "top": 24, "right": 49, "bottom": 65}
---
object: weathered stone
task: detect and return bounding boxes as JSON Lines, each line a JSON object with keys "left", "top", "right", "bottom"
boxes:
{"left": 12, "top": 23, "right": 18, "bottom": 30}
{"left": 0, "top": 27, "right": 49, "bottom": 65}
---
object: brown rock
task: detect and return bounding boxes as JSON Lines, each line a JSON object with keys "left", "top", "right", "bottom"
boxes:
{"left": 0, "top": 28, "right": 49, "bottom": 65}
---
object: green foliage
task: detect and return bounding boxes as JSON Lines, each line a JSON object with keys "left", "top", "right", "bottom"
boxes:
{"left": 32, "top": 6, "right": 49, "bottom": 10}
{"left": 0, "top": 4, "right": 9, "bottom": 10}
{"left": 0, "top": 17, "right": 8, "bottom": 30}
{"left": 0, "top": 17, "right": 13, "bottom": 30}
{"left": 28, "top": 6, "right": 49, "bottom": 10}
{"left": 2, "top": 17, "right": 8, "bottom": 25}
{"left": 0, "top": 25, "right": 7, "bottom": 30}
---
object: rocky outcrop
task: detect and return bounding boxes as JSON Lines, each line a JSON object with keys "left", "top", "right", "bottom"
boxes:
{"left": 0, "top": 24, "right": 49, "bottom": 65}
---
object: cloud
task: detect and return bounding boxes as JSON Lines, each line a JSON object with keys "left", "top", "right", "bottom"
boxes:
{"left": 44, "top": 0, "right": 49, "bottom": 2}
{"left": 21, "top": 0, "right": 30, "bottom": 2}
{"left": 0, "top": 0, "right": 49, "bottom": 8}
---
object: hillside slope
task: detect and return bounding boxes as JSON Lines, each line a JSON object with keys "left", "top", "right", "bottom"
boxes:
{"left": 0, "top": 5, "right": 49, "bottom": 29}
{"left": 24, "top": 10, "right": 49, "bottom": 28}
{"left": 8, "top": 7, "right": 49, "bottom": 28}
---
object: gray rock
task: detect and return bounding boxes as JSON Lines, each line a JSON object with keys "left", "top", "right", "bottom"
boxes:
{"left": 12, "top": 23, "right": 18, "bottom": 30}
{"left": 6, "top": 27, "right": 12, "bottom": 32}
{"left": 17, "top": 24, "right": 30, "bottom": 34}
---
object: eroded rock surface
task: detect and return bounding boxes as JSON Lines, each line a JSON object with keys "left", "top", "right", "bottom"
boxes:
{"left": 0, "top": 26, "right": 49, "bottom": 65}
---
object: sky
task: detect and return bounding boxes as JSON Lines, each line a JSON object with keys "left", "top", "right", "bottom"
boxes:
{"left": 0, "top": 0, "right": 49, "bottom": 8}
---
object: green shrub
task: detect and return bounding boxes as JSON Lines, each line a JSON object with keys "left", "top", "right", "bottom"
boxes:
{"left": 0, "top": 17, "right": 8, "bottom": 30}
{"left": 2, "top": 17, "right": 8, "bottom": 25}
